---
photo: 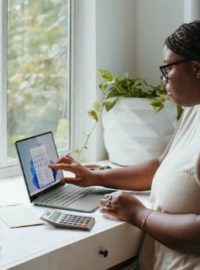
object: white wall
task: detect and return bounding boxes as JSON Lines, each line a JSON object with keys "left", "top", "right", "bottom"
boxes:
{"left": 135, "top": 0, "right": 184, "bottom": 84}
{"left": 96, "top": 0, "right": 136, "bottom": 76}
{"left": 133, "top": 0, "right": 200, "bottom": 84}
{"left": 184, "top": 0, "right": 200, "bottom": 21}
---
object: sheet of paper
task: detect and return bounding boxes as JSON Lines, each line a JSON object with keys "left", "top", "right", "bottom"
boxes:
{"left": 0, "top": 204, "right": 44, "bottom": 228}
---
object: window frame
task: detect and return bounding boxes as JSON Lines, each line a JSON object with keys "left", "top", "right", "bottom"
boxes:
{"left": 0, "top": 0, "right": 7, "bottom": 168}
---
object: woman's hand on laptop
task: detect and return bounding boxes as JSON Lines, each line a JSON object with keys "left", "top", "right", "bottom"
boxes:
{"left": 48, "top": 155, "right": 99, "bottom": 187}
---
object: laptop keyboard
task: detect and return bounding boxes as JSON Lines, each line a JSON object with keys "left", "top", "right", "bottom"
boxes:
{"left": 35, "top": 185, "right": 95, "bottom": 207}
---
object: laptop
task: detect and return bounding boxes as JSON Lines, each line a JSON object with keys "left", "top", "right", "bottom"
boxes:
{"left": 15, "top": 131, "right": 114, "bottom": 213}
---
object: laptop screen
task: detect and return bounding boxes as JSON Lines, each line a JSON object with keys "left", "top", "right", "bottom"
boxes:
{"left": 15, "top": 131, "right": 63, "bottom": 197}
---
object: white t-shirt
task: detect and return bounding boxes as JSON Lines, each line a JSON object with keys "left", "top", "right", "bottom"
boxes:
{"left": 138, "top": 105, "right": 200, "bottom": 270}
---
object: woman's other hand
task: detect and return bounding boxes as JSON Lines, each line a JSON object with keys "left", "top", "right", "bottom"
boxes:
{"left": 100, "top": 191, "right": 147, "bottom": 226}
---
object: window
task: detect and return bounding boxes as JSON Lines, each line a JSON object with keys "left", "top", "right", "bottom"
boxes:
{"left": 0, "top": 0, "right": 71, "bottom": 172}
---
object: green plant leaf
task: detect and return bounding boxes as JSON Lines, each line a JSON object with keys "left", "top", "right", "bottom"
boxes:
{"left": 150, "top": 96, "right": 167, "bottom": 112}
{"left": 104, "top": 98, "right": 118, "bottom": 112}
{"left": 99, "top": 69, "right": 113, "bottom": 81}
{"left": 99, "top": 81, "right": 112, "bottom": 92}
{"left": 106, "top": 88, "right": 124, "bottom": 98}
{"left": 93, "top": 101, "right": 102, "bottom": 113}
{"left": 87, "top": 110, "right": 99, "bottom": 122}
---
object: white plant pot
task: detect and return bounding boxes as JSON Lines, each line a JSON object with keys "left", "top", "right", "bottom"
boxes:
{"left": 102, "top": 97, "right": 177, "bottom": 166}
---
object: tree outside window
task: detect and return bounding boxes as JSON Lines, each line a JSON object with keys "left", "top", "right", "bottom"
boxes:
{"left": 6, "top": 0, "right": 70, "bottom": 163}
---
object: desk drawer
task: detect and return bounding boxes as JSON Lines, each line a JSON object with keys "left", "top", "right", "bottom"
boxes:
{"left": 10, "top": 223, "right": 142, "bottom": 270}
{"left": 50, "top": 223, "right": 142, "bottom": 270}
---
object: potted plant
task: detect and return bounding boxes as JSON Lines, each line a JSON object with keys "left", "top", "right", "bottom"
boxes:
{"left": 86, "top": 69, "right": 182, "bottom": 166}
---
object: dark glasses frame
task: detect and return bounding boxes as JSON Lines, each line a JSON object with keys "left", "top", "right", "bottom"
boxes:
{"left": 160, "top": 58, "right": 191, "bottom": 79}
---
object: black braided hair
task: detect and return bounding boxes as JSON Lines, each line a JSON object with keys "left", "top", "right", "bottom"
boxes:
{"left": 165, "top": 20, "right": 200, "bottom": 60}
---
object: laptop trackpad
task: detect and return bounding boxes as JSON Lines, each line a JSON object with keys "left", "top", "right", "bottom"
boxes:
{"left": 68, "top": 194, "right": 103, "bottom": 213}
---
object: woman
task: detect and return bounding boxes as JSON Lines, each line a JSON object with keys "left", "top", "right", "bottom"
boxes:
{"left": 49, "top": 21, "right": 200, "bottom": 269}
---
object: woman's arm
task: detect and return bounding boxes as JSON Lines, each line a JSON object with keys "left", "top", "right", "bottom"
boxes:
{"left": 143, "top": 210, "right": 200, "bottom": 255}
{"left": 49, "top": 156, "right": 160, "bottom": 191}
{"left": 97, "top": 158, "right": 159, "bottom": 190}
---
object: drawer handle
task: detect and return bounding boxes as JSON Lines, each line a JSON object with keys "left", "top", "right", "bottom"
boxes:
{"left": 99, "top": 250, "right": 109, "bottom": 257}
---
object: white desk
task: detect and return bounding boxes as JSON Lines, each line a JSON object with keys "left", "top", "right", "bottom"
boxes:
{"left": 0, "top": 176, "right": 150, "bottom": 270}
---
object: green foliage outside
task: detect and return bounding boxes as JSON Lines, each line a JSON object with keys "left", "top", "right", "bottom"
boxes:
{"left": 7, "top": 0, "right": 70, "bottom": 159}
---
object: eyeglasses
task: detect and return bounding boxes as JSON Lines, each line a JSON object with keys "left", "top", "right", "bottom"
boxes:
{"left": 160, "top": 58, "right": 191, "bottom": 79}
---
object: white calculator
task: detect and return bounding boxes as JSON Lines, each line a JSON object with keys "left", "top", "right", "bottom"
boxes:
{"left": 41, "top": 209, "right": 95, "bottom": 230}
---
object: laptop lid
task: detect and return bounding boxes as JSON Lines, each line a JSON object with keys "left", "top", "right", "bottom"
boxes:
{"left": 15, "top": 131, "right": 64, "bottom": 202}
